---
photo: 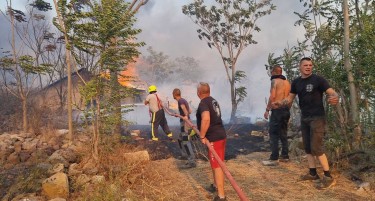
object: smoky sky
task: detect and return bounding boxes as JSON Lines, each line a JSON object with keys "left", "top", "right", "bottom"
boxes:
{"left": 0, "top": 0, "right": 307, "bottom": 123}
{"left": 134, "top": 0, "right": 306, "bottom": 122}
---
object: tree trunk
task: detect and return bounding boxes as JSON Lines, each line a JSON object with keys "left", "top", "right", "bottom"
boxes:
{"left": 92, "top": 98, "right": 99, "bottom": 162}
{"left": 22, "top": 97, "right": 28, "bottom": 133}
{"left": 343, "top": 0, "right": 361, "bottom": 149}
{"left": 230, "top": 80, "right": 237, "bottom": 123}
{"left": 53, "top": 0, "right": 73, "bottom": 141}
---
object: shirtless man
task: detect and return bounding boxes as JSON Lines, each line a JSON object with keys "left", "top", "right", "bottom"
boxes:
{"left": 263, "top": 65, "right": 291, "bottom": 166}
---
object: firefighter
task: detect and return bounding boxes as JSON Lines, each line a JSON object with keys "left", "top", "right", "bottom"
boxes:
{"left": 144, "top": 85, "right": 173, "bottom": 141}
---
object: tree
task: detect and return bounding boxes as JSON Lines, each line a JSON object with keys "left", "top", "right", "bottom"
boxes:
{"left": 54, "top": 0, "right": 146, "bottom": 161}
{"left": 267, "top": 0, "right": 375, "bottom": 152}
{"left": 183, "top": 0, "right": 275, "bottom": 122}
{"left": 342, "top": 0, "right": 361, "bottom": 148}
{"left": 0, "top": 0, "right": 51, "bottom": 133}
{"left": 138, "top": 46, "right": 203, "bottom": 85}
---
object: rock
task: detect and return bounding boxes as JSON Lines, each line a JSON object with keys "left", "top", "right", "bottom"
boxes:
{"left": 48, "top": 163, "right": 65, "bottom": 175}
{"left": 68, "top": 163, "right": 82, "bottom": 176}
{"left": 58, "top": 149, "right": 77, "bottom": 163}
{"left": 76, "top": 174, "right": 91, "bottom": 186}
{"left": 91, "top": 175, "right": 105, "bottom": 184}
{"left": 48, "top": 198, "right": 67, "bottom": 201}
{"left": 123, "top": 151, "right": 150, "bottom": 164}
{"left": 82, "top": 160, "right": 98, "bottom": 175}
{"left": 234, "top": 134, "right": 239, "bottom": 137}
{"left": 0, "top": 148, "right": 13, "bottom": 162}
{"left": 7, "top": 152, "right": 19, "bottom": 164}
{"left": 11, "top": 193, "right": 45, "bottom": 201}
{"left": 19, "top": 151, "right": 32, "bottom": 162}
{"left": 48, "top": 151, "right": 69, "bottom": 167}
{"left": 42, "top": 172, "right": 69, "bottom": 199}
{"left": 57, "top": 129, "right": 69, "bottom": 136}
{"left": 22, "top": 138, "right": 39, "bottom": 151}
{"left": 14, "top": 141, "right": 22, "bottom": 152}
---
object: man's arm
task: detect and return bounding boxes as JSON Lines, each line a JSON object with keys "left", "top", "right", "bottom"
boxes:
{"left": 200, "top": 111, "right": 210, "bottom": 143}
{"left": 273, "top": 93, "right": 297, "bottom": 108}
{"left": 264, "top": 80, "right": 276, "bottom": 119}
{"left": 180, "top": 104, "right": 189, "bottom": 116}
{"left": 326, "top": 88, "right": 339, "bottom": 105}
{"left": 144, "top": 100, "right": 149, "bottom": 105}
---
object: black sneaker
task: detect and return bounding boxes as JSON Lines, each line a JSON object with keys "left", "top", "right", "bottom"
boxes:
{"left": 206, "top": 184, "right": 217, "bottom": 193}
{"left": 299, "top": 173, "right": 320, "bottom": 181}
{"left": 317, "top": 175, "right": 336, "bottom": 190}
{"left": 213, "top": 195, "right": 227, "bottom": 201}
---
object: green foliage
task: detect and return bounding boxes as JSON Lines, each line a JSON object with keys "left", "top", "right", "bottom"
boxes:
{"left": 30, "top": 0, "right": 52, "bottom": 11}
{"left": 267, "top": 0, "right": 375, "bottom": 153}
{"left": 55, "top": 0, "right": 145, "bottom": 134}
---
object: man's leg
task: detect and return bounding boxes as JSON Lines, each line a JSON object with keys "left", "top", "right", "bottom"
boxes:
{"left": 208, "top": 139, "right": 226, "bottom": 197}
{"left": 151, "top": 112, "right": 160, "bottom": 140}
{"left": 280, "top": 109, "right": 290, "bottom": 159}
{"left": 269, "top": 110, "right": 280, "bottom": 160}
{"left": 299, "top": 117, "right": 319, "bottom": 181}
{"left": 159, "top": 110, "right": 172, "bottom": 137}
{"left": 213, "top": 168, "right": 225, "bottom": 197}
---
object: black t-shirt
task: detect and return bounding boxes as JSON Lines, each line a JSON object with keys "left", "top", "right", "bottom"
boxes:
{"left": 178, "top": 98, "right": 190, "bottom": 122}
{"left": 196, "top": 96, "right": 226, "bottom": 142}
{"left": 291, "top": 74, "right": 330, "bottom": 117}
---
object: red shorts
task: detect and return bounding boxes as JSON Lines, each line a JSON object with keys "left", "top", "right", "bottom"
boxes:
{"left": 208, "top": 139, "right": 226, "bottom": 169}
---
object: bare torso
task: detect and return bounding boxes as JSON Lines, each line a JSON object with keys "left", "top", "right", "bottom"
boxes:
{"left": 270, "top": 78, "right": 291, "bottom": 109}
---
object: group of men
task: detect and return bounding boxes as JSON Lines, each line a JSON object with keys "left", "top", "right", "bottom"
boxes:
{"left": 144, "top": 57, "right": 339, "bottom": 200}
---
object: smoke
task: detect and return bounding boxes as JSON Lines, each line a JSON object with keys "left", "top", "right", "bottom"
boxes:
{"left": 132, "top": 0, "right": 306, "bottom": 124}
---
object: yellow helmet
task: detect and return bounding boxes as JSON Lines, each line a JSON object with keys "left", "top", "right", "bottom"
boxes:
{"left": 148, "top": 85, "right": 157, "bottom": 93}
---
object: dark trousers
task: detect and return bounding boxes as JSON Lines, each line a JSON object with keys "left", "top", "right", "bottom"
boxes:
{"left": 150, "top": 109, "right": 171, "bottom": 139}
{"left": 269, "top": 107, "right": 290, "bottom": 160}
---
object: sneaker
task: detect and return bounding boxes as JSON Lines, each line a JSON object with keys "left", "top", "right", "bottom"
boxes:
{"left": 317, "top": 175, "right": 336, "bottom": 190}
{"left": 279, "top": 156, "right": 290, "bottom": 162}
{"left": 262, "top": 159, "right": 279, "bottom": 166}
{"left": 167, "top": 133, "right": 173, "bottom": 138}
{"left": 299, "top": 173, "right": 320, "bottom": 181}
{"left": 213, "top": 195, "right": 227, "bottom": 201}
{"left": 180, "top": 162, "right": 196, "bottom": 169}
{"left": 189, "top": 162, "right": 197, "bottom": 168}
{"left": 206, "top": 184, "right": 217, "bottom": 193}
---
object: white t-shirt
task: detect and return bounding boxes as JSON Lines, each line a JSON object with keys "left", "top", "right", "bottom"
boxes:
{"left": 146, "top": 93, "right": 162, "bottom": 112}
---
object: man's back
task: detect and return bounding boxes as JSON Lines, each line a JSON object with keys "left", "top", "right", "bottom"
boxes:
{"left": 271, "top": 78, "right": 291, "bottom": 106}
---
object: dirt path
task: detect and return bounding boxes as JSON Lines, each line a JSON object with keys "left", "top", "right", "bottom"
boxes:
{"left": 127, "top": 124, "right": 374, "bottom": 201}
{"left": 144, "top": 152, "right": 374, "bottom": 201}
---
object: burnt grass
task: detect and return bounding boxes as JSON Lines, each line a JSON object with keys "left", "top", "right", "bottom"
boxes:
{"left": 123, "top": 123, "right": 269, "bottom": 161}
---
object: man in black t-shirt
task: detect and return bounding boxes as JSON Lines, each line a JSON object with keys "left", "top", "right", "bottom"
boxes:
{"left": 196, "top": 82, "right": 227, "bottom": 201}
{"left": 274, "top": 57, "right": 339, "bottom": 190}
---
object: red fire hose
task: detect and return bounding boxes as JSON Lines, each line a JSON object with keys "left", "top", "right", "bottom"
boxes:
{"left": 164, "top": 107, "right": 250, "bottom": 201}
